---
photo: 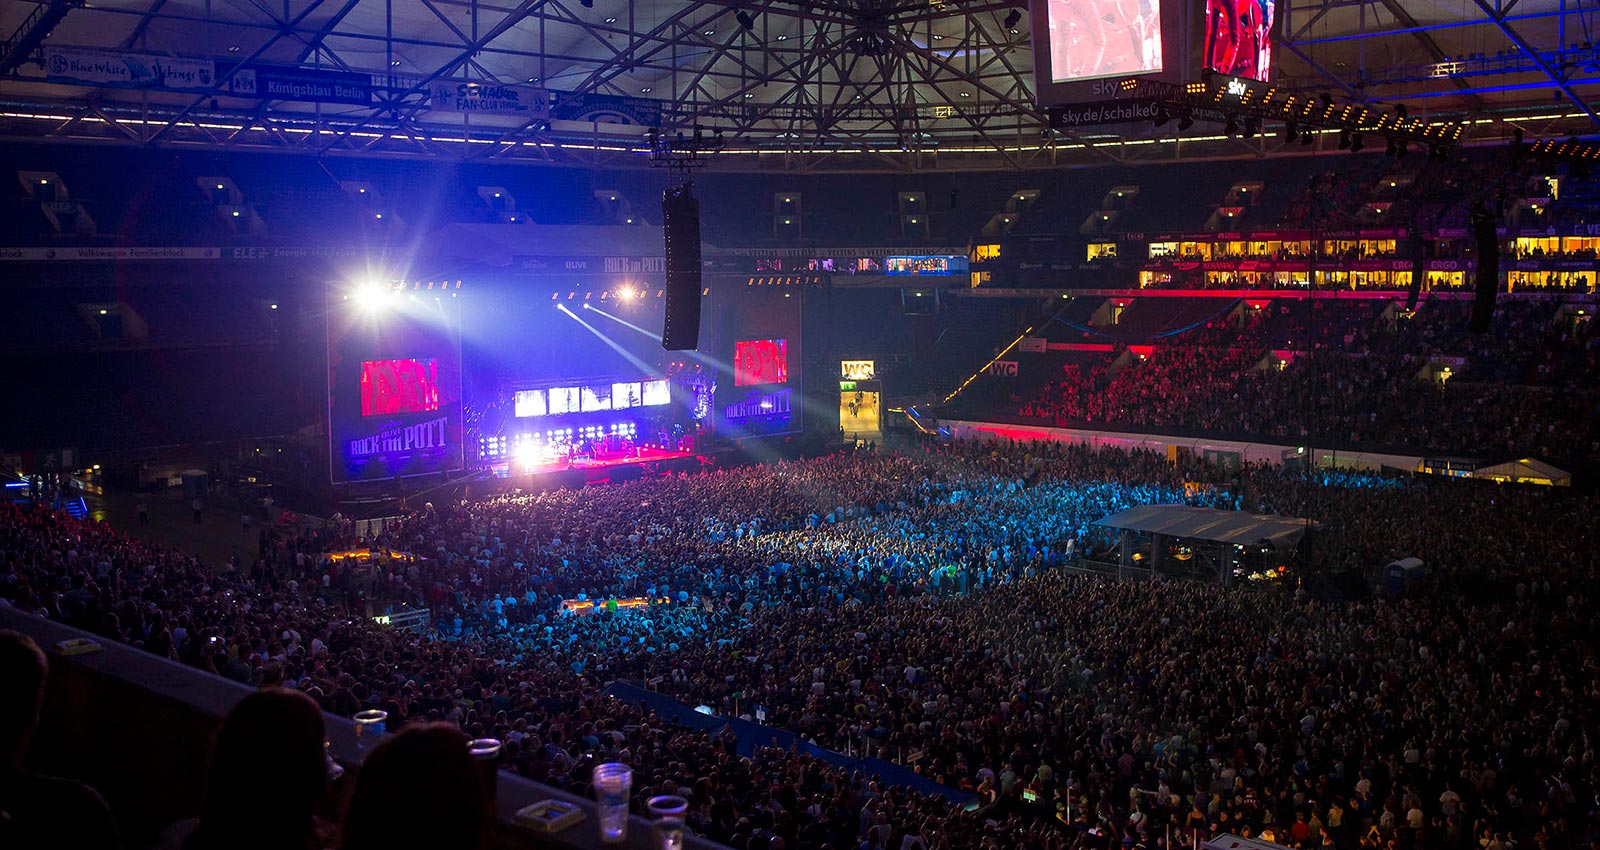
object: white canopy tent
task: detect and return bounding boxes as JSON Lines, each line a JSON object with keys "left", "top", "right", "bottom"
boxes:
{"left": 1474, "top": 458, "right": 1572, "bottom": 486}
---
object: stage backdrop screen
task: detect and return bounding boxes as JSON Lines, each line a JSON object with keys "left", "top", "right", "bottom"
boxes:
{"left": 328, "top": 295, "right": 463, "bottom": 484}
{"left": 643, "top": 380, "right": 671, "bottom": 406}
{"left": 734, "top": 339, "right": 789, "bottom": 387}
{"left": 514, "top": 389, "right": 548, "bottom": 418}
{"left": 1203, "top": 0, "right": 1274, "bottom": 81}
{"left": 612, "top": 382, "right": 643, "bottom": 409}
{"left": 1044, "top": 0, "right": 1164, "bottom": 84}
{"left": 580, "top": 386, "right": 612, "bottom": 412}
{"left": 550, "top": 386, "right": 581, "bottom": 415}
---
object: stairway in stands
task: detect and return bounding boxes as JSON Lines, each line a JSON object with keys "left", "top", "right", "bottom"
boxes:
{"left": 62, "top": 496, "right": 88, "bottom": 519}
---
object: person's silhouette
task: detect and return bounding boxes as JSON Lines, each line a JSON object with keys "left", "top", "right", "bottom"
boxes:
{"left": 341, "top": 723, "right": 487, "bottom": 850}
{"left": 183, "top": 689, "right": 327, "bottom": 850}
{"left": 0, "top": 629, "right": 121, "bottom": 850}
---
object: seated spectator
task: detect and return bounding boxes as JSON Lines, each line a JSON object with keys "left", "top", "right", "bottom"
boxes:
{"left": 183, "top": 689, "right": 328, "bottom": 850}
{"left": 0, "top": 629, "right": 121, "bottom": 850}
{"left": 341, "top": 723, "right": 486, "bottom": 850}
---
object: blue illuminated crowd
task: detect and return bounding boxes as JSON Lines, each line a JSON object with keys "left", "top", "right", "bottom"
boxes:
{"left": 3, "top": 440, "right": 1599, "bottom": 850}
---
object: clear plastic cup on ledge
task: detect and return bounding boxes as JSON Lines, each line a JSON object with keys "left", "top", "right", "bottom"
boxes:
{"left": 647, "top": 794, "right": 689, "bottom": 850}
{"left": 468, "top": 738, "right": 502, "bottom": 800}
{"left": 592, "top": 762, "right": 633, "bottom": 844}
{"left": 352, "top": 709, "right": 387, "bottom": 751}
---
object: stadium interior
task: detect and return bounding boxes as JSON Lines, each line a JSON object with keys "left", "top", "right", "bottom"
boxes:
{"left": 1, "top": 2, "right": 1599, "bottom": 850}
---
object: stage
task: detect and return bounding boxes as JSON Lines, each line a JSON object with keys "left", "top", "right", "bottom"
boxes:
{"left": 570, "top": 446, "right": 694, "bottom": 472}
{"left": 492, "top": 446, "right": 700, "bottom": 483}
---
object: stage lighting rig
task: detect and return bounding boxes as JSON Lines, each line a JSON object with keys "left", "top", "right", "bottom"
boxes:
{"left": 1149, "top": 73, "right": 1462, "bottom": 154}
{"left": 646, "top": 125, "right": 725, "bottom": 175}
{"left": 1529, "top": 136, "right": 1600, "bottom": 163}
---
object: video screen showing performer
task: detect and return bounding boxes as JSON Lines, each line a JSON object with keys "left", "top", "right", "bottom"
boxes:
{"left": 1204, "top": 0, "right": 1275, "bottom": 82}
{"left": 1046, "top": 0, "right": 1164, "bottom": 83}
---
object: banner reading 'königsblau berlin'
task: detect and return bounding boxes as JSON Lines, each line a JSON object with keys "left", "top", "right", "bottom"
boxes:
{"left": 225, "top": 63, "right": 373, "bottom": 105}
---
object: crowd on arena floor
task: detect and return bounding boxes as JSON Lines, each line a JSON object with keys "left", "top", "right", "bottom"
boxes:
{"left": 4, "top": 437, "right": 1599, "bottom": 850}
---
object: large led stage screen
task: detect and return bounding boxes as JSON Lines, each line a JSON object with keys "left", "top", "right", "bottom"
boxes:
{"left": 328, "top": 294, "right": 464, "bottom": 484}
{"left": 361, "top": 358, "right": 440, "bottom": 417}
{"left": 734, "top": 339, "right": 789, "bottom": 387}
{"left": 1045, "top": 0, "right": 1164, "bottom": 84}
{"left": 514, "top": 388, "right": 548, "bottom": 418}
{"left": 713, "top": 287, "right": 803, "bottom": 439}
{"left": 1031, "top": 0, "right": 1196, "bottom": 107}
{"left": 1203, "top": 0, "right": 1275, "bottom": 82}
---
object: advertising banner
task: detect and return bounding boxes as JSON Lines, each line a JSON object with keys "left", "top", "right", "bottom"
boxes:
{"left": 0, "top": 246, "right": 220, "bottom": 262}
{"left": 429, "top": 81, "right": 550, "bottom": 117}
{"left": 512, "top": 255, "right": 666, "bottom": 274}
{"left": 43, "top": 46, "right": 215, "bottom": 91}
{"left": 550, "top": 91, "right": 662, "bottom": 126}
{"left": 1048, "top": 98, "right": 1162, "bottom": 129}
{"left": 228, "top": 64, "right": 373, "bottom": 105}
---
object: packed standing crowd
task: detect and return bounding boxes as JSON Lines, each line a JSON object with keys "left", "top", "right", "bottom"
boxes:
{"left": 4, "top": 437, "right": 1599, "bottom": 850}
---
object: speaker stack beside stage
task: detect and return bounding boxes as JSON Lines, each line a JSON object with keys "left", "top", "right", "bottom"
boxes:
{"left": 661, "top": 183, "right": 703, "bottom": 351}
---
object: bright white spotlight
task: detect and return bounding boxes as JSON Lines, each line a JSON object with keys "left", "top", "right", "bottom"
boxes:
{"left": 353, "top": 285, "right": 389, "bottom": 311}
{"left": 513, "top": 440, "right": 538, "bottom": 468}
{"left": 618, "top": 286, "right": 635, "bottom": 300}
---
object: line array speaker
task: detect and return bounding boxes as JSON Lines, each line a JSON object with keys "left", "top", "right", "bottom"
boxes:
{"left": 1468, "top": 205, "right": 1499, "bottom": 334}
{"left": 661, "top": 183, "right": 703, "bottom": 351}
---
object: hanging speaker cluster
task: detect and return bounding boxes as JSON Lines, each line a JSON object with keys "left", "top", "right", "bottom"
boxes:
{"left": 661, "top": 182, "right": 703, "bottom": 351}
{"left": 1468, "top": 203, "right": 1500, "bottom": 334}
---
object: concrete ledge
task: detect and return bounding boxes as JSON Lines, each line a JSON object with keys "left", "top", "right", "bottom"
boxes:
{"left": 1, "top": 604, "right": 725, "bottom": 850}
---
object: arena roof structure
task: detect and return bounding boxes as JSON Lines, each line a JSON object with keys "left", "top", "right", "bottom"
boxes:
{"left": 0, "top": 0, "right": 1596, "bottom": 171}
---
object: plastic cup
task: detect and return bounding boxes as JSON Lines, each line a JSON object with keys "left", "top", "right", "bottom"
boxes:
{"left": 469, "top": 738, "right": 502, "bottom": 800}
{"left": 593, "top": 762, "right": 633, "bottom": 844}
{"left": 324, "top": 740, "right": 345, "bottom": 783}
{"left": 648, "top": 794, "right": 689, "bottom": 850}
{"left": 353, "top": 709, "right": 387, "bottom": 751}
